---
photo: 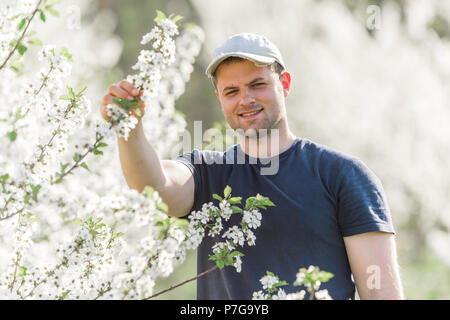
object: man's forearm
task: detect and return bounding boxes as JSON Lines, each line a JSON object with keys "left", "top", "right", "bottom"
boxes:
{"left": 117, "top": 121, "right": 168, "bottom": 193}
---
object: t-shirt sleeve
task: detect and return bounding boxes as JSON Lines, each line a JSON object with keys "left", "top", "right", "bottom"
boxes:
{"left": 337, "top": 158, "right": 395, "bottom": 237}
{"left": 174, "top": 150, "right": 203, "bottom": 216}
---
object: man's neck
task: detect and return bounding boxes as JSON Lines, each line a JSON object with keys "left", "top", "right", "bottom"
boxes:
{"left": 238, "top": 127, "right": 297, "bottom": 158}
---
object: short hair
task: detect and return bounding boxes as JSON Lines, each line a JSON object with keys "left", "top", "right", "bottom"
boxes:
{"left": 210, "top": 56, "right": 285, "bottom": 89}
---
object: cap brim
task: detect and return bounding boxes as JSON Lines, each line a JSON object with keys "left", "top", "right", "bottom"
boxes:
{"left": 205, "top": 52, "right": 276, "bottom": 77}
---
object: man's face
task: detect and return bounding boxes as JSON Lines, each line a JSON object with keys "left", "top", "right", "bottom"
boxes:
{"left": 215, "top": 59, "right": 290, "bottom": 137}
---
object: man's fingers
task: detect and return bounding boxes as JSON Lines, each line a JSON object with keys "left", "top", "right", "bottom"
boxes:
{"left": 119, "top": 79, "right": 139, "bottom": 96}
{"left": 101, "top": 81, "right": 145, "bottom": 126}
{"left": 102, "top": 94, "right": 114, "bottom": 107}
{"left": 100, "top": 103, "right": 112, "bottom": 121}
{"left": 108, "top": 84, "right": 129, "bottom": 99}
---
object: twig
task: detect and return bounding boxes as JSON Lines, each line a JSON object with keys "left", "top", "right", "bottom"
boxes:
{"left": 0, "top": 0, "right": 44, "bottom": 71}
{"left": 143, "top": 265, "right": 218, "bottom": 300}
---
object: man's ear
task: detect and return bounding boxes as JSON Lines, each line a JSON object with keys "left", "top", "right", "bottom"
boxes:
{"left": 280, "top": 71, "right": 291, "bottom": 97}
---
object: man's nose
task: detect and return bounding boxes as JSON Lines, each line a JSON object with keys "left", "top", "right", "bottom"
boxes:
{"left": 239, "top": 88, "right": 256, "bottom": 106}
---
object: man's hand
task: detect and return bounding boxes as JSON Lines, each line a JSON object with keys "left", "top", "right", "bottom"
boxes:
{"left": 101, "top": 79, "right": 145, "bottom": 125}
{"left": 344, "top": 231, "right": 404, "bottom": 299}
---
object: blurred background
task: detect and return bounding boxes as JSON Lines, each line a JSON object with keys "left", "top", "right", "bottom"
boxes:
{"left": 50, "top": 0, "right": 450, "bottom": 299}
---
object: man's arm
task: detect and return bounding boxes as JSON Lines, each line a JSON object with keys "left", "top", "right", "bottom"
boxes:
{"left": 343, "top": 231, "right": 404, "bottom": 299}
{"left": 102, "top": 80, "right": 195, "bottom": 218}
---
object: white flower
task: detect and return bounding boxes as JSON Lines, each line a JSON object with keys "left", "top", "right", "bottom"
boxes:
{"left": 295, "top": 270, "right": 306, "bottom": 284}
{"left": 160, "top": 19, "right": 178, "bottom": 37}
{"left": 315, "top": 289, "right": 332, "bottom": 300}
{"left": 272, "top": 288, "right": 287, "bottom": 300}
{"left": 243, "top": 209, "right": 262, "bottom": 229}
{"left": 244, "top": 228, "right": 256, "bottom": 246}
{"left": 222, "top": 226, "right": 245, "bottom": 246}
{"left": 219, "top": 200, "right": 232, "bottom": 221}
{"left": 252, "top": 290, "right": 267, "bottom": 300}
{"left": 286, "top": 290, "right": 306, "bottom": 300}
{"left": 260, "top": 275, "right": 279, "bottom": 290}
{"left": 208, "top": 217, "right": 222, "bottom": 237}
{"left": 130, "top": 256, "right": 147, "bottom": 275}
{"left": 233, "top": 254, "right": 242, "bottom": 273}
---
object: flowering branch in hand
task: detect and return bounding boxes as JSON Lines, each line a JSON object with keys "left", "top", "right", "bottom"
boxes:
{"left": 107, "top": 11, "right": 181, "bottom": 140}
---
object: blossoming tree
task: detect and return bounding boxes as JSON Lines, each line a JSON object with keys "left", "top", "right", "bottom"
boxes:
{"left": 0, "top": 0, "right": 211, "bottom": 299}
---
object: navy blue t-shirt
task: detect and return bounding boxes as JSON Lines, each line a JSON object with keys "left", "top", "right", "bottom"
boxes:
{"left": 175, "top": 137, "right": 395, "bottom": 300}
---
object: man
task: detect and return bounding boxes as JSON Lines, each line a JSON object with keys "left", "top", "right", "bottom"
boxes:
{"left": 101, "top": 33, "right": 404, "bottom": 300}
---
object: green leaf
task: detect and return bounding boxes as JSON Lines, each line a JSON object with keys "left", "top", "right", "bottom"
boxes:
{"left": 60, "top": 290, "right": 70, "bottom": 300}
{"left": 10, "top": 64, "right": 23, "bottom": 73}
{"left": 230, "top": 206, "right": 243, "bottom": 214}
{"left": 261, "top": 198, "right": 275, "bottom": 207}
{"left": 172, "top": 219, "right": 189, "bottom": 227}
{"left": 31, "top": 184, "right": 41, "bottom": 200}
{"left": 112, "top": 97, "right": 139, "bottom": 111}
{"left": 224, "top": 185, "right": 231, "bottom": 198}
{"left": 245, "top": 197, "right": 255, "bottom": 210}
{"left": 228, "top": 197, "right": 242, "bottom": 204}
{"left": 80, "top": 162, "right": 89, "bottom": 171}
{"left": 40, "top": 11, "right": 46, "bottom": 22}
{"left": 212, "top": 193, "right": 222, "bottom": 202}
{"left": 317, "top": 271, "right": 334, "bottom": 283}
{"left": 225, "top": 255, "right": 233, "bottom": 266}
{"left": 27, "top": 38, "right": 43, "bottom": 46}
{"left": 17, "top": 18, "right": 26, "bottom": 30}
{"left": 111, "top": 232, "right": 124, "bottom": 240}
{"left": 46, "top": 0, "right": 61, "bottom": 6}
{"left": 18, "top": 266, "right": 27, "bottom": 277}
{"left": 59, "top": 47, "right": 72, "bottom": 61}
{"left": 46, "top": 6, "right": 59, "bottom": 17}
{"left": 28, "top": 215, "right": 40, "bottom": 223}
{"left": 156, "top": 202, "right": 168, "bottom": 214}
{"left": 59, "top": 94, "right": 71, "bottom": 100}
{"left": 53, "top": 177, "right": 63, "bottom": 184}
{"left": 24, "top": 194, "right": 32, "bottom": 204}
{"left": 97, "top": 142, "right": 108, "bottom": 148}
{"left": 274, "top": 280, "right": 288, "bottom": 288}
{"left": 154, "top": 10, "right": 167, "bottom": 24}
{"left": 17, "top": 44, "right": 27, "bottom": 55}
{"left": 76, "top": 85, "right": 87, "bottom": 96}
{"left": 7, "top": 131, "right": 17, "bottom": 142}
{"left": 1, "top": 174, "right": 9, "bottom": 184}
{"left": 133, "top": 108, "right": 141, "bottom": 117}
{"left": 266, "top": 271, "right": 275, "bottom": 277}
{"left": 143, "top": 186, "right": 155, "bottom": 198}
{"left": 73, "top": 153, "right": 80, "bottom": 162}
{"left": 172, "top": 15, "right": 183, "bottom": 23}
{"left": 216, "top": 260, "right": 225, "bottom": 269}
{"left": 60, "top": 162, "right": 70, "bottom": 172}
{"left": 68, "top": 87, "right": 75, "bottom": 98}
{"left": 228, "top": 251, "right": 244, "bottom": 258}
{"left": 92, "top": 148, "right": 103, "bottom": 155}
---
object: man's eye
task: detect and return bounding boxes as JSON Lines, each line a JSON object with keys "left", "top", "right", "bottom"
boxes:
{"left": 226, "top": 90, "right": 237, "bottom": 96}
{"left": 253, "top": 83, "right": 265, "bottom": 87}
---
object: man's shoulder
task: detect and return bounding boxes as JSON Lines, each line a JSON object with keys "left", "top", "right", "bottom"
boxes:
{"left": 297, "top": 137, "right": 361, "bottom": 167}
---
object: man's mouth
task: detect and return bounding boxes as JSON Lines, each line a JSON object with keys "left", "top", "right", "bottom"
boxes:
{"left": 238, "top": 107, "right": 264, "bottom": 119}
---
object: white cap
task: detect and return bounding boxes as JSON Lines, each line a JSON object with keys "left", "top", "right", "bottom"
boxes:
{"left": 205, "top": 33, "right": 286, "bottom": 77}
